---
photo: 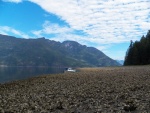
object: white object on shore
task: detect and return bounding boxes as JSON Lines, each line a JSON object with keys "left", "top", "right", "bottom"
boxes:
{"left": 66, "top": 68, "right": 76, "bottom": 72}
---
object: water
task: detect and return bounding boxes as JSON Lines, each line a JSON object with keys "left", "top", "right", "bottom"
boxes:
{"left": 0, "top": 67, "right": 65, "bottom": 84}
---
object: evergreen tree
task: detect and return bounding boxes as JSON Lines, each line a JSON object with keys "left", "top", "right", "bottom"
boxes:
{"left": 124, "top": 40, "right": 133, "bottom": 65}
{"left": 140, "top": 35, "right": 148, "bottom": 64}
{"left": 132, "top": 41, "right": 140, "bottom": 65}
{"left": 124, "top": 30, "right": 150, "bottom": 65}
{"left": 146, "top": 30, "right": 150, "bottom": 63}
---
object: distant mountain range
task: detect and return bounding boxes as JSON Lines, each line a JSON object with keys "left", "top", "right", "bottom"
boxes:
{"left": 116, "top": 60, "right": 124, "bottom": 65}
{"left": 0, "top": 34, "right": 120, "bottom": 67}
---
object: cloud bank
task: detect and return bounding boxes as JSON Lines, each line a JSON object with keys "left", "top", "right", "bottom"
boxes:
{"left": 29, "top": 0, "right": 150, "bottom": 44}
{"left": 2, "top": 0, "right": 150, "bottom": 44}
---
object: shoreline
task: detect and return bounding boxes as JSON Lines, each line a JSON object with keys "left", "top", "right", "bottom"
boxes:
{"left": 0, "top": 66, "right": 150, "bottom": 112}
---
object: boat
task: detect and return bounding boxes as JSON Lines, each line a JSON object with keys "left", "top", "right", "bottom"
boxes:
{"left": 65, "top": 68, "right": 76, "bottom": 72}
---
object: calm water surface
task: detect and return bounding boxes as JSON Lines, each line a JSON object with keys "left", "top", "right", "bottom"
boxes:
{"left": 0, "top": 67, "right": 64, "bottom": 84}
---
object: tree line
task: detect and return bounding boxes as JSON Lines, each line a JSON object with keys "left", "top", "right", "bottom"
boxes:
{"left": 124, "top": 30, "right": 150, "bottom": 65}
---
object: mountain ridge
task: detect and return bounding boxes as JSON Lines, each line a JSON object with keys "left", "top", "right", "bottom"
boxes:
{"left": 0, "top": 34, "right": 120, "bottom": 67}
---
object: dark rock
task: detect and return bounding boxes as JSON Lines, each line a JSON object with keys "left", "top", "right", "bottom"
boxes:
{"left": 56, "top": 101, "right": 64, "bottom": 110}
{"left": 123, "top": 104, "right": 137, "bottom": 111}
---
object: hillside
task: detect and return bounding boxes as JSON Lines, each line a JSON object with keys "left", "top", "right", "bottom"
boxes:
{"left": 0, "top": 34, "right": 120, "bottom": 67}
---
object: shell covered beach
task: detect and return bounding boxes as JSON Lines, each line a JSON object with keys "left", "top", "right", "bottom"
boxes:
{"left": 0, "top": 66, "right": 150, "bottom": 113}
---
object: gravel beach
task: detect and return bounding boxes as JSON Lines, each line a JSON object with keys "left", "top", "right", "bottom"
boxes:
{"left": 0, "top": 66, "right": 150, "bottom": 113}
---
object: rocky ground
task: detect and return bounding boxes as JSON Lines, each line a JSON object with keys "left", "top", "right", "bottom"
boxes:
{"left": 0, "top": 66, "right": 150, "bottom": 113}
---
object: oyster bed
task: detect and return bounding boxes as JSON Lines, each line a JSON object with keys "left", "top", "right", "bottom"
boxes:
{"left": 0, "top": 66, "right": 150, "bottom": 113}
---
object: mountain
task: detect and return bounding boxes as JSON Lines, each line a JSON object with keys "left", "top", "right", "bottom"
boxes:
{"left": 0, "top": 34, "right": 120, "bottom": 67}
{"left": 116, "top": 60, "right": 124, "bottom": 65}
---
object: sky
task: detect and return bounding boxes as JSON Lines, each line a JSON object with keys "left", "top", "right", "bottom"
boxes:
{"left": 0, "top": 0, "right": 150, "bottom": 60}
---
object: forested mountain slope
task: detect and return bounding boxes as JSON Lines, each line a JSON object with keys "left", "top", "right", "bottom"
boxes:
{"left": 0, "top": 34, "right": 120, "bottom": 67}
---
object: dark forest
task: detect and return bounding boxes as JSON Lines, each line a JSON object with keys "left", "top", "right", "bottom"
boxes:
{"left": 124, "top": 30, "right": 150, "bottom": 65}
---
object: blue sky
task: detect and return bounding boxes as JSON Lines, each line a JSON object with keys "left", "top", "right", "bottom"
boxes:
{"left": 0, "top": 0, "right": 150, "bottom": 60}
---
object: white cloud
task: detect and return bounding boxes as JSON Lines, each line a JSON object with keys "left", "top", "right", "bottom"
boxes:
{"left": 29, "top": 0, "right": 150, "bottom": 45}
{"left": 32, "top": 20, "right": 133, "bottom": 45}
{"left": 42, "top": 21, "right": 72, "bottom": 34}
{"left": 32, "top": 20, "right": 73, "bottom": 37}
{"left": 2, "top": 0, "right": 22, "bottom": 3}
{"left": 0, "top": 26, "right": 31, "bottom": 38}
